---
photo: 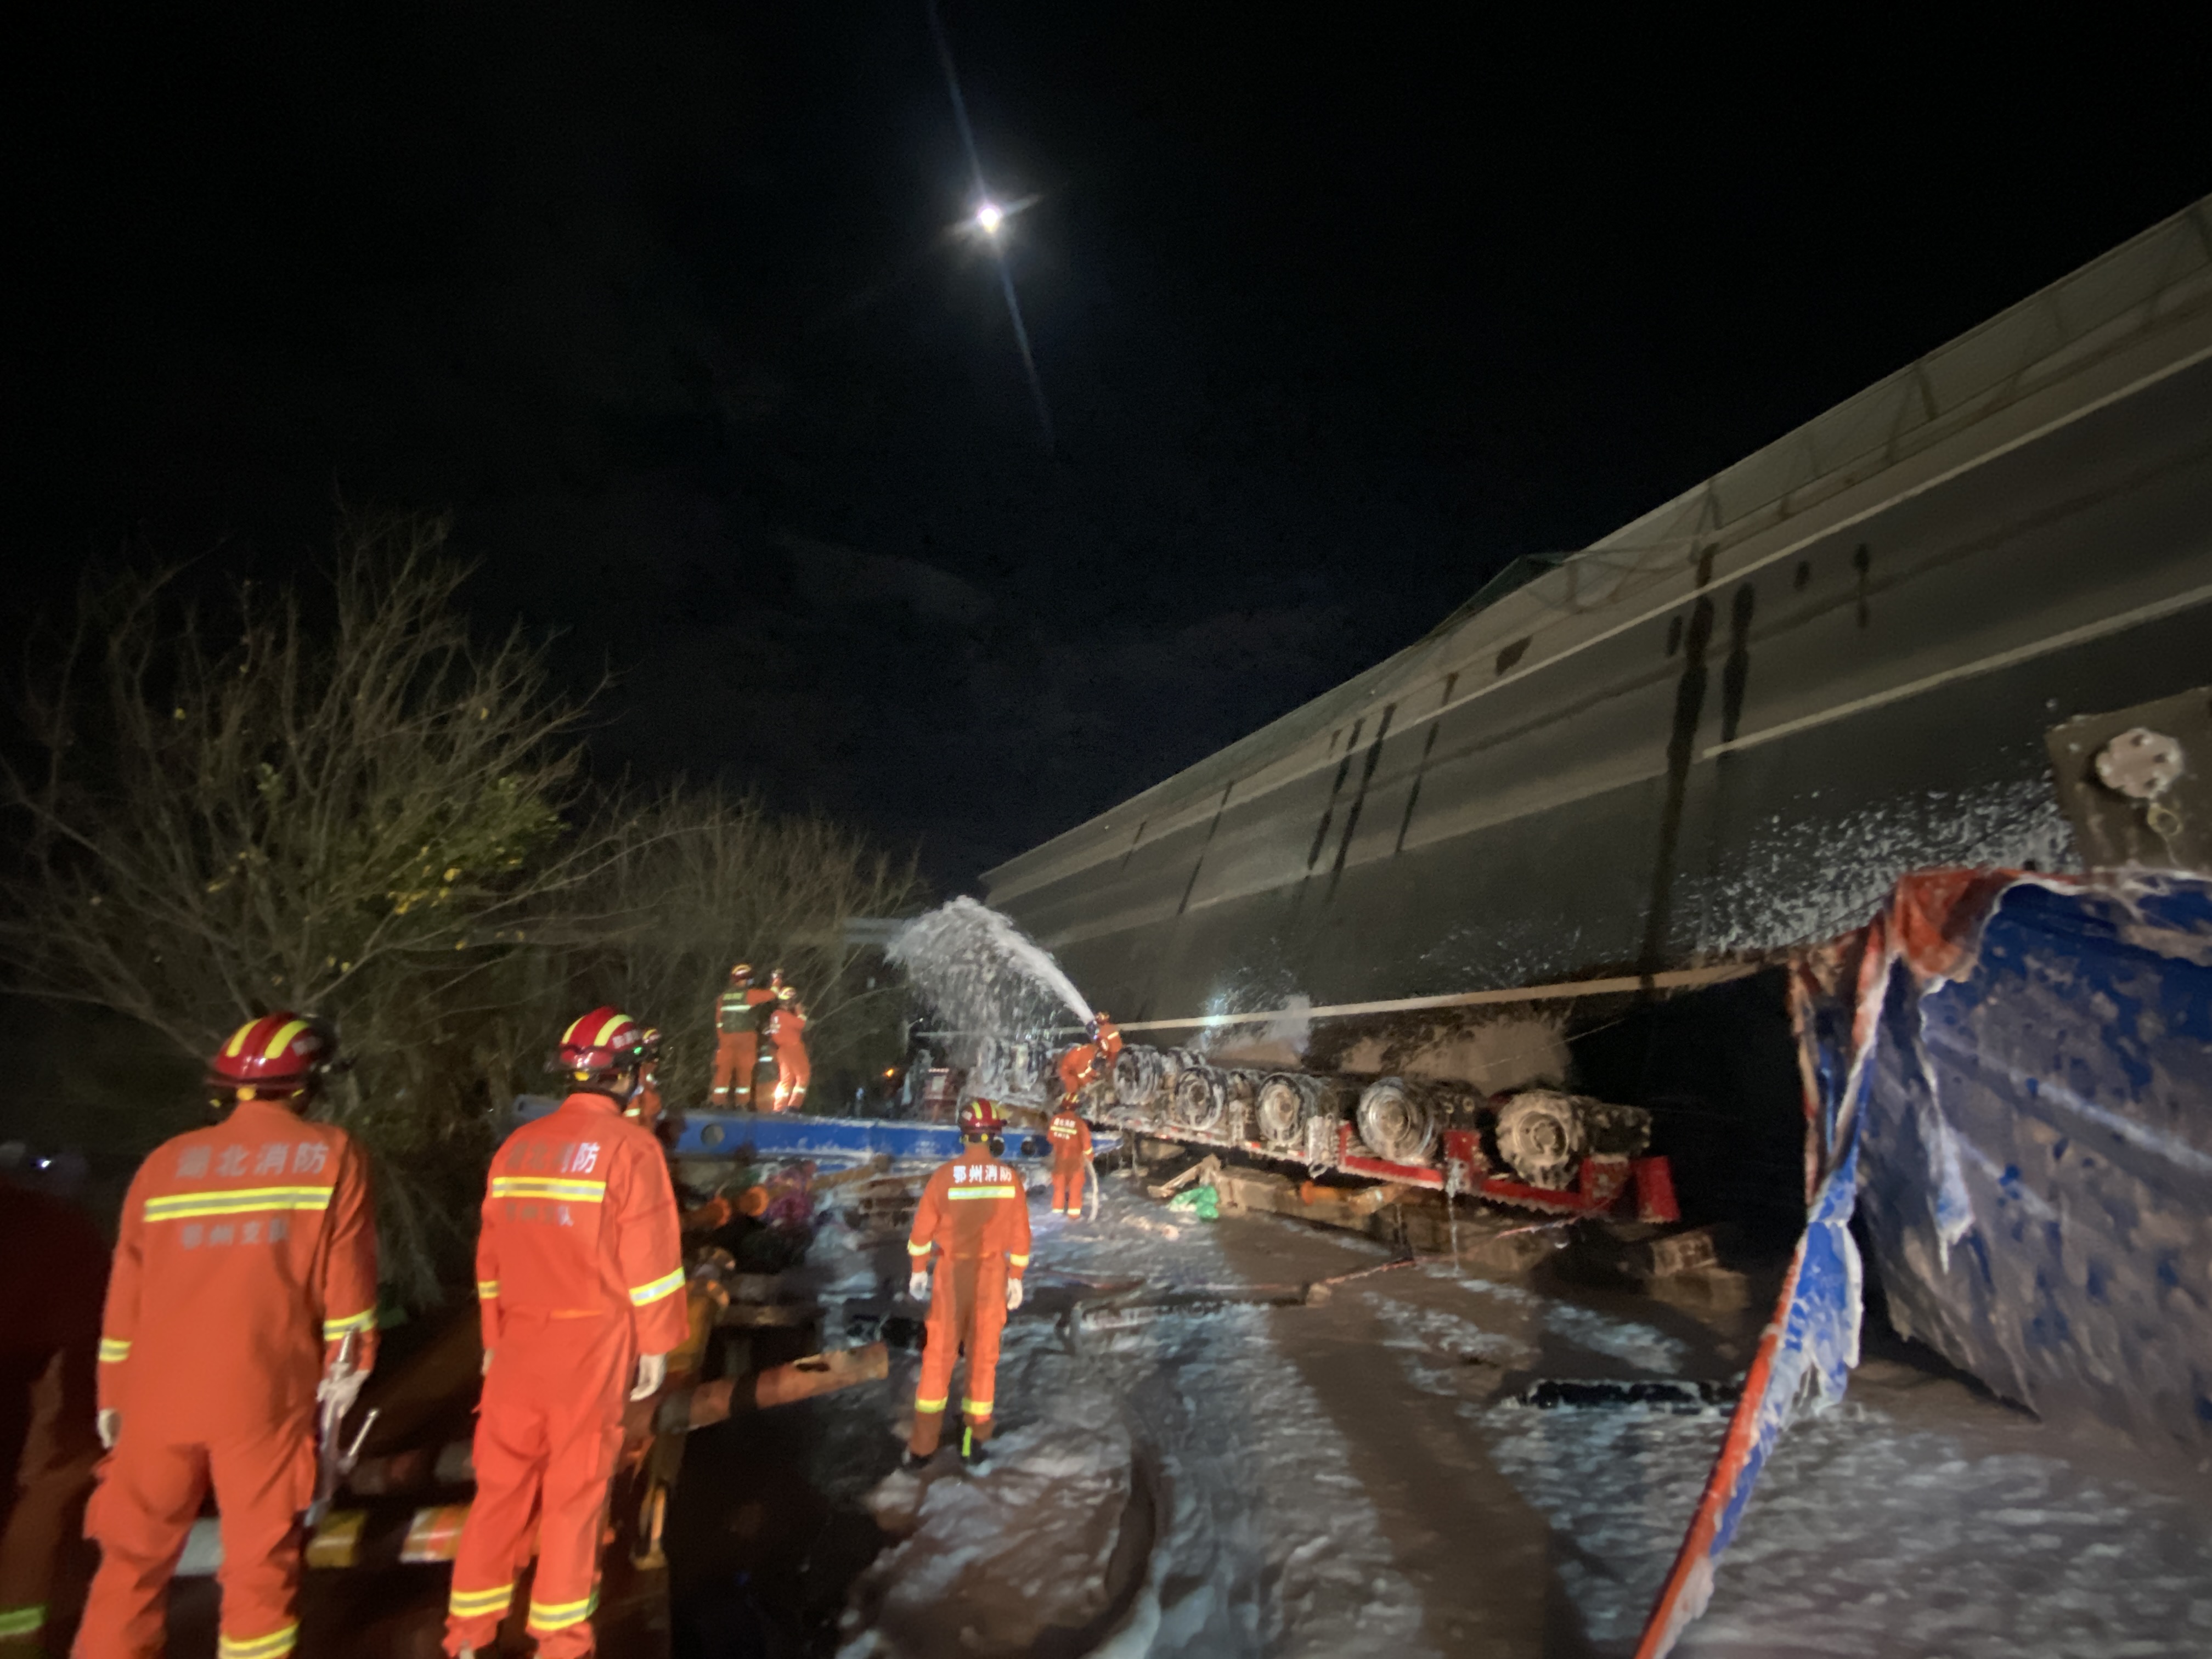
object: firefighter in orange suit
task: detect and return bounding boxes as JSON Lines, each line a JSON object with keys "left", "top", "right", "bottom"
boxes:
{"left": 759, "top": 991, "right": 810, "bottom": 1113}
{"left": 1046, "top": 1102, "right": 1093, "bottom": 1218}
{"left": 77, "top": 1014, "right": 377, "bottom": 1659}
{"left": 707, "top": 966, "right": 774, "bottom": 1108}
{"left": 0, "top": 1164, "right": 108, "bottom": 1650}
{"left": 1054, "top": 1013, "right": 1122, "bottom": 1104}
{"left": 903, "top": 1100, "right": 1031, "bottom": 1468}
{"left": 445, "top": 1008, "right": 687, "bottom": 1659}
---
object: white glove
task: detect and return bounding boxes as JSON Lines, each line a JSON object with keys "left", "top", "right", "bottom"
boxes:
{"left": 907, "top": 1270, "right": 930, "bottom": 1302}
{"left": 1006, "top": 1279, "right": 1024, "bottom": 1312}
{"left": 97, "top": 1408, "right": 121, "bottom": 1451}
{"left": 317, "top": 1366, "right": 366, "bottom": 1418}
{"left": 630, "top": 1352, "right": 668, "bottom": 1402}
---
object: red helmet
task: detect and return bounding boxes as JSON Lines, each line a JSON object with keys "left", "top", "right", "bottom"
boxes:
{"left": 208, "top": 1013, "right": 336, "bottom": 1092}
{"left": 958, "top": 1098, "right": 1007, "bottom": 1138}
{"left": 729, "top": 962, "right": 753, "bottom": 983}
{"left": 556, "top": 1007, "right": 645, "bottom": 1077}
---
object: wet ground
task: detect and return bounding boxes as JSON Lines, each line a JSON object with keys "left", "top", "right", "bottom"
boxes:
{"left": 698, "top": 1163, "right": 2212, "bottom": 1658}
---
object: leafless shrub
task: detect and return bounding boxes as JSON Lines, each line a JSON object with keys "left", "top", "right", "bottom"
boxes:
{"left": 0, "top": 512, "right": 622, "bottom": 1299}
{"left": 0, "top": 512, "right": 927, "bottom": 1299}
{"left": 573, "top": 787, "right": 925, "bottom": 1108}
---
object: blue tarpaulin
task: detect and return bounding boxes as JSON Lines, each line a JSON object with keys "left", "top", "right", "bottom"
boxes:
{"left": 1640, "top": 869, "right": 2212, "bottom": 1655}
{"left": 1857, "top": 875, "right": 2212, "bottom": 1447}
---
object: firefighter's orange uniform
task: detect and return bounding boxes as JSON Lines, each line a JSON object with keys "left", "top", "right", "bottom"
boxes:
{"left": 759, "top": 1003, "right": 810, "bottom": 1113}
{"left": 1046, "top": 1109, "right": 1094, "bottom": 1218}
{"left": 0, "top": 1178, "right": 108, "bottom": 1650}
{"left": 709, "top": 981, "right": 775, "bottom": 1108}
{"left": 905, "top": 1154, "right": 1031, "bottom": 1459}
{"left": 77, "top": 1099, "right": 377, "bottom": 1659}
{"left": 1054, "top": 1015, "right": 1122, "bottom": 1104}
{"left": 445, "top": 1091, "right": 687, "bottom": 1659}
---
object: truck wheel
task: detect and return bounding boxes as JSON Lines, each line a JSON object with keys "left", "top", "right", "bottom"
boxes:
{"left": 1356, "top": 1077, "right": 1438, "bottom": 1165}
{"left": 1255, "top": 1073, "right": 1323, "bottom": 1153}
{"left": 1171, "top": 1065, "right": 1228, "bottom": 1134}
{"left": 1494, "top": 1090, "right": 1588, "bottom": 1189}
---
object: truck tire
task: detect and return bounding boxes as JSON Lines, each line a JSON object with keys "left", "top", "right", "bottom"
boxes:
{"left": 1494, "top": 1090, "right": 1588, "bottom": 1189}
{"left": 1114, "top": 1046, "right": 1167, "bottom": 1113}
{"left": 1170, "top": 1065, "right": 1228, "bottom": 1134}
{"left": 1255, "top": 1073, "right": 1325, "bottom": 1154}
{"left": 1356, "top": 1076, "right": 1439, "bottom": 1165}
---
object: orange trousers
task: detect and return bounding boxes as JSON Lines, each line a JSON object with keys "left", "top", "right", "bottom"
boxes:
{"left": 445, "top": 1313, "right": 629, "bottom": 1659}
{"left": 2, "top": 1354, "right": 99, "bottom": 1647}
{"left": 909, "top": 1259, "right": 1008, "bottom": 1459}
{"left": 1049, "top": 1161, "right": 1087, "bottom": 1217}
{"left": 75, "top": 1413, "right": 315, "bottom": 1659}
{"left": 708, "top": 1034, "right": 757, "bottom": 1107}
{"left": 768, "top": 1052, "right": 809, "bottom": 1113}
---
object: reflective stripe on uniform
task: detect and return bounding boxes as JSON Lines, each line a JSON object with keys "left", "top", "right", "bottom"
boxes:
{"left": 144, "top": 1186, "right": 334, "bottom": 1222}
{"left": 487, "top": 1176, "right": 606, "bottom": 1203}
{"left": 628, "top": 1267, "right": 685, "bottom": 1307}
{"left": 98, "top": 1337, "right": 131, "bottom": 1363}
{"left": 906, "top": 1239, "right": 933, "bottom": 1256}
{"left": 528, "top": 1589, "right": 599, "bottom": 1632}
{"left": 913, "top": 1394, "right": 947, "bottom": 1413}
{"left": 948, "top": 1186, "right": 1019, "bottom": 1200}
{"left": 217, "top": 1623, "right": 299, "bottom": 1659}
{"left": 448, "top": 1582, "right": 515, "bottom": 1618}
{"left": 1007, "top": 1252, "right": 1030, "bottom": 1268}
{"left": 0, "top": 1605, "right": 46, "bottom": 1638}
{"left": 476, "top": 1279, "right": 499, "bottom": 1299}
{"left": 962, "top": 1396, "right": 994, "bottom": 1415}
{"left": 322, "top": 1309, "right": 376, "bottom": 1342}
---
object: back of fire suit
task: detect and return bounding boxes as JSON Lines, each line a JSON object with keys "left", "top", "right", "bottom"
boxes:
{"left": 1046, "top": 1111, "right": 1093, "bottom": 1217}
{"left": 709, "top": 988, "right": 774, "bottom": 1108}
{"left": 445, "top": 1092, "right": 687, "bottom": 1659}
{"left": 76, "top": 1101, "right": 377, "bottom": 1659}
{"left": 906, "top": 1155, "right": 1031, "bottom": 1458}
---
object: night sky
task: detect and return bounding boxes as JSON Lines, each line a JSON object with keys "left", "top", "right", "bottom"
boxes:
{"left": 8, "top": 4, "right": 2209, "bottom": 887}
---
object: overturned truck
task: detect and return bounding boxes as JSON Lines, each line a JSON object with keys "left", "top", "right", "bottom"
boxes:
{"left": 981, "top": 195, "right": 2212, "bottom": 1654}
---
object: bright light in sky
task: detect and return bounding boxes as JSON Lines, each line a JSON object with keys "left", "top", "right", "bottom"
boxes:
{"left": 975, "top": 201, "right": 1005, "bottom": 235}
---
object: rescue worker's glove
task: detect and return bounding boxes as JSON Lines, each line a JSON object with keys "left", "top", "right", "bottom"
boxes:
{"left": 630, "top": 1352, "right": 668, "bottom": 1402}
{"left": 1005, "top": 1279, "right": 1025, "bottom": 1312}
{"left": 97, "top": 1408, "right": 121, "bottom": 1451}
{"left": 481, "top": 1350, "right": 494, "bottom": 1376}
{"left": 907, "top": 1269, "right": 930, "bottom": 1302}
{"left": 317, "top": 1364, "right": 366, "bottom": 1419}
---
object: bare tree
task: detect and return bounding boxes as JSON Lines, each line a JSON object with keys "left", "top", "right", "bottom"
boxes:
{"left": 0, "top": 513, "right": 620, "bottom": 1297}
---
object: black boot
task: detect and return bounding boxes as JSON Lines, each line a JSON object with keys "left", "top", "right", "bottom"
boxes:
{"left": 900, "top": 1448, "right": 932, "bottom": 1474}
{"left": 960, "top": 1425, "right": 988, "bottom": 1469}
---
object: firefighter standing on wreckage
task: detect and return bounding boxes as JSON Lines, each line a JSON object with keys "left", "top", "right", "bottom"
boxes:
{"left": 1054, "top": 1012, "right": 1121, "bottom": 1104}
{"left": 77, "top": 1014, "right": 378, "bottom": 1659}
{"left": 902, "top": 1099, "right": 1030, "bottom": 1468}
{"left": 444, "top": 1007, "right": 687, "bottom": 1659}
{"left": 757, "top": 984, "right": 811, "bottom": 1113}
{"left": 708, "top": 964, "right": 775, "bottom": 1108}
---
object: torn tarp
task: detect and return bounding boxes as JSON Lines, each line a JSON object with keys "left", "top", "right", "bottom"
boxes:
{"left": 1857, "top": 874, "right": 2212, "bottom": 1449}
{"left": 1637, "top": 868, "right": 2212, "bottom": 1657}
